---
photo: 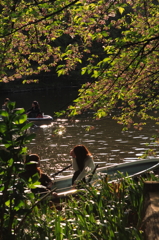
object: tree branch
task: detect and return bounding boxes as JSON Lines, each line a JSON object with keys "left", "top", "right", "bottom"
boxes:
{"left": 0, "top": 0, "right": 80, "bottom": 38}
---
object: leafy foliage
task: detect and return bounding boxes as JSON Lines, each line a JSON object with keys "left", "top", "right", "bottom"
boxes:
{"left": 0, "top": 102, "right": 38, "bottom": 239}
{"left": 54, "top": 175, "right": 147, "bottom": 240}
{"left": 0, "top": 0, "right": 80, "bottom": 83}
{"left": 63, "top": 0, "right": 159, "bottom": 129}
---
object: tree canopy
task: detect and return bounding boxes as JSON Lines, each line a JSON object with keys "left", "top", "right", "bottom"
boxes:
{"left": 1, "top": 0, "right": 159, "bottom": 129}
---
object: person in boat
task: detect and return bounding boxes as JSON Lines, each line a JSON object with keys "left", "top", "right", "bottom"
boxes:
{"left": 2, "top": 98, "right": 10, "bottom": 111}
{"left": 20, "top": 154, "right": 53, "bottom": 194}
{"left": 70, "top": 145, "right": 95, "bottom": 185}
{"left": 19, "top": 154, "right": 61, "bottom": 209}
{"left": 26, "top": 100, "right": 42, "bottom": 118}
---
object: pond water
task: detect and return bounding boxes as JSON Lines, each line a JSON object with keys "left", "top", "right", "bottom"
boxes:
{"left": 1, "top": 89, "right": 159, "bottom": 176}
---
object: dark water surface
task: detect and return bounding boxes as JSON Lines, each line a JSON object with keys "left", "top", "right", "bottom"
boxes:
{"left": 1, "top": 90, "right": 159, "bottom": 176}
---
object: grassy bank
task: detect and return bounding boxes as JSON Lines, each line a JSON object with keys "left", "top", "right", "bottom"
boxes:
{"left": 16, "top": 172, "right": 158, "bottom": 240}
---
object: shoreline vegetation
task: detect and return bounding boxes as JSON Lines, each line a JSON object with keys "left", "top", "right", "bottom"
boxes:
{"left": 0, "top": 101, "right": 158, "bottom": 239}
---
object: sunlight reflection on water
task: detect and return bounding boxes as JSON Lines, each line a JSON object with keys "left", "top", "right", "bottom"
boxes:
{"left": 1, "top": 90, "right": 159, "bottom": 176}
{"left": 26, "top": 117, "right": 159, "bottom": 176}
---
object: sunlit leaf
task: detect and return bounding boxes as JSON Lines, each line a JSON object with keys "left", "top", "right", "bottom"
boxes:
{"left": 0, "top": 122, "right": 7, "bottom": 133}
{"left": 13, "top": 114, "right": 27, "bottom": 124}
{"left": 118, "top": 7, "right": 125, "bottom": 14}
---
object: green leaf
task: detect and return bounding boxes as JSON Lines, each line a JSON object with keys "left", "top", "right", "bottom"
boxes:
{"left": 81, "top": 67, "right": 87, "bottom": 75}
{"left": 7, "top": 101, "right": 16, "bottom": 110}
{"left": 92, "top": 70, "right": 100, "bottom": 78}
{"left": 8, "top": 158, "right": 14, "bottom": 166}
{"left": 0, "top": 122, "right": 7, "bottom": 133}
{"left": 14, "top": 108, "right": 25, "bottom": 114}
{"left": 0, "top": 111, "right": 9, "bottom": 118}
{"left": 20, "top": 122, "right": 34, "bottom": 131}
{"left": 13, "top": 114, "right": 27, "bottom": 124}
{"left": 118, "top": 7, "right": 125, "bottom": 15}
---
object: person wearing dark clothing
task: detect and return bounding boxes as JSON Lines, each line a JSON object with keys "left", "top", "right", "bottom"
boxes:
{"left": 19, "top": 154, "right": 61, "bottom": 209}
{"left": 2, "top": 98, "right": 10, "bottom": 111}
{"left": 26, "top": 101, "right": 42, "bottom": 118}
{"left": 20, "top": 154, "right": 53, "bottom": 194}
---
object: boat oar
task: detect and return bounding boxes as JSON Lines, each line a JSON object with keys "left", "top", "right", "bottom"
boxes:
{"left": 51, "top": 164, "right": 72, "bottom": 177}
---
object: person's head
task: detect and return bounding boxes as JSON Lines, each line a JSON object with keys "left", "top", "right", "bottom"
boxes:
{"left": 72, "top": 145, "right": 90, "bottom": 158}
{"left": 32, "top": 101, "right": 40, "bottom": 109}
{"left": 70, "top": 145, "right": 91, "bottom": 169}
{"left": 4, "top": 98, "right": 10, "bottom": 105}
{"left": 25, "top": 154, "right": 40, "bottom": 171}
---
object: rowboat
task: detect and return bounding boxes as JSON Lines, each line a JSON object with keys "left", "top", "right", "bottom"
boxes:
{"left": 52, "top": 158, "right": 159, "bottom": 198}
{"left": 28, "top": 115, "right": 53, "bottom": 121}
{"left": 28, "top": 115, "right": 53, "bottom": 124}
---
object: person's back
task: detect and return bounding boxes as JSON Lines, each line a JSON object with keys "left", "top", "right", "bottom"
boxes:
{"left": 70, "top": 145, "right": 95, "bottom": 185}
{"left": 75, "top": 155, "right": 95, "bottom": 182}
